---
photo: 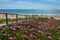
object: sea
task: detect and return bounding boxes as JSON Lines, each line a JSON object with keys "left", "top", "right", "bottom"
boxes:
{"left": 0, "top": 9, "right": 60, "bottom": 15}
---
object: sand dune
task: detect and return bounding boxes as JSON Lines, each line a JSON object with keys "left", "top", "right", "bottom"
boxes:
{"left": 0, "top": 14, "right": 26, "bottom": 20}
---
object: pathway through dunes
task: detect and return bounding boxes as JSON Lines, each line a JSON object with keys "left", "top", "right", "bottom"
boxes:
{"left": 0, "top": 14, "right": 6, "bottom": 19}
{"left": 0, "top": 13, "right": 60, "bottom": 26}
{"left": 0, "top": 14, "right": 26, "bottom": 19}
{"left": 0, "top": 13, "right": 34, "bottom": 26}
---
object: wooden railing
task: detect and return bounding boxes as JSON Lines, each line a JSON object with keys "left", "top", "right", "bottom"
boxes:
{"left": 0, "top": 13, "right": 36, "bottom": 26}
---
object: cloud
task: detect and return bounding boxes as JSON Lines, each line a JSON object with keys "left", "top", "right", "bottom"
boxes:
{"left": 0, "top": 1, "right": 55, "bottom": 9}
{"left": 0, "top": 0, "right": 10, "bottom": 2}
{"left": 0, "top": 0, "right": 60, "bottom": 9}
{"left": 44, "top": 0, "right": 60, "bottom": 3}
{"left": 11, "top": 0, "right": 22, "bottom": 1}
{"left": 0, "top": 0, "right": 60, "bottom": 3}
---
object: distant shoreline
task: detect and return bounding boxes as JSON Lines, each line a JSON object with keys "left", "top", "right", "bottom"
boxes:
{"left": 0, "top": 13, "right": 60, "bottom": 20}
{"left": 0, "top": 12, "right": 60, "bottom": 16}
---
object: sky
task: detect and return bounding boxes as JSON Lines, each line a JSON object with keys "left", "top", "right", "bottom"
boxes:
{"left": 0, "top": 0, "right": 60, "bottom": 9}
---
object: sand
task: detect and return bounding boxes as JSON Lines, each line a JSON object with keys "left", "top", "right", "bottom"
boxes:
{"left": 0, "top": 13, "right": 60, "bottom": 26}
{"left": 0, "top": 14, "right": 26, "bottom": 20}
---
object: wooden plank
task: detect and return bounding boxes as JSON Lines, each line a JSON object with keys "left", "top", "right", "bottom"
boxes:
{"left": 6, "top": 13, "right": 8, "bottom": 25}
{"left": 16, "top": 14, "right": 18, "bottom": 23}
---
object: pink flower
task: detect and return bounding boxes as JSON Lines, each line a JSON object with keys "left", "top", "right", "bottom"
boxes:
{"left": 16, "top": 26, "right": 22, "bottom": 29}
{"left": 41, "top": 32, "right": 45, "bottom": 35}
{"left": 48, "top": 36, "right": 51, "bottom": 39}
{"left": 37, "top": 30, "right": 42, "bottom": 33}
{"left": 11, "top": 28, "right": 16, "bottom": 30}
{"left": 3, "top": 33, "right": 7, "bottom": 37}
{"left": 30, "top": 34, "right": 33, "bottom": 38}
{"left": 37, "top": 30, "right": 45, "bottom": 35}
{"left": 31, "top": 28, "right": 35, "bottom": 30}
{"left": 9, "top": 37, "right": 14, "bottom": 40}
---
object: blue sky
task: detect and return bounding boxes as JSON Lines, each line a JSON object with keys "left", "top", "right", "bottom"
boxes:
{"left": 0, "top": 0, "right": 60, "bottom": 9}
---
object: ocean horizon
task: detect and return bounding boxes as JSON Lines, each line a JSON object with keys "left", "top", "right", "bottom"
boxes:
{"left": 0, "top": 9, "right": 60, "bottom": 15}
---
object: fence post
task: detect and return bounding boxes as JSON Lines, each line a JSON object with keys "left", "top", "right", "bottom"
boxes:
{"left": 16, "top": 14, "right": 18, "bottom": 23}
{"left": 26, "top": 15, "right": 27, "bottom": 21}
{"left": 32, "top": 15, "right": 33, "bottom": 18}
{"left": 6, "top": 13, "right": 8, "bottom": 25}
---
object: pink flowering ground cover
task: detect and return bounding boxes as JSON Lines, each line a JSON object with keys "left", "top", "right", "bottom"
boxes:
{"left": 0, "top": 18, "right": 60, "bottom": 40}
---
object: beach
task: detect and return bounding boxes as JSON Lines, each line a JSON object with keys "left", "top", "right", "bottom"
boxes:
{"left": 0, "top": 13, "right": 60, "bottom": 26}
